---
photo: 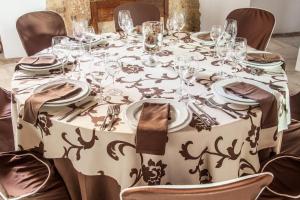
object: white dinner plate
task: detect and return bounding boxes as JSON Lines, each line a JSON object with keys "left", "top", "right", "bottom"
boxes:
{"left": 242, "top": 51, "right": 283, "bottom": 69}
{"left": 125, "top": 98, "right": 189, "bottom": 130}
{"left": 211, "top": 78, "right": 273, "bottom": 105}
{"left": 19, "top": 59, "right": 67, "bottom": 72}
{"left": 190, "top": 32, "right": 214, "bottom": 46}
{"left": 33, "top": 79, "right": 90, "bottom": 107}
{"left": 124, "top": 107, "right": 193, "bottom": 133}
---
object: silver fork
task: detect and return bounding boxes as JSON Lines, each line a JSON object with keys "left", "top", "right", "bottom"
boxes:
{"left": 207, "top": 98, "right": 237, "bottom": 119}
{"left": 107, "top": 105, "right": 120, "bottom": 131}
{"left": 101, "top": 105, "right": 113, "bottom": 131}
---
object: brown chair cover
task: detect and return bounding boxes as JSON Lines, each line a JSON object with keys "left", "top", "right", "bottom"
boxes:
{"left": 0, "top": 88, "right": 14, "bottom": 152}
{"left": 290, "top": 92, "right": 300, "bottom": 121}
{"left": 121, "top": 173, "right": 273, "bottom": 200}
{"left": 0, "top": 150, "right": 70, "bottom": 200}
{"left": 226, "top": 8, "right": 275, "bottom": 50}
{"left": 16, "top": 11, "right": 67, "bottom": 56}
{"left": 114, "top": 2, "right": 160, "bottom": 32}
{"left": 261, "top": 155, "right": 300, "bottom": 199}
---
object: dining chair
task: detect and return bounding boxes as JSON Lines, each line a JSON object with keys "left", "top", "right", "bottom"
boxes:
{"left": 16, "top": 11, "right": 67, "bottom": 56}
{"left": 226, "top": 8, "right": 275, "bottom": 51}
{"left": 120, "top": 173, "right": 273, "bottom": 200}
{"left": 260, "top": 155, "right": 300, "bottom": 199}
{"left": 113, "top": 2, "right": 160, "bottom": 32}
{"left": 0, "top": 88, "right": 14, "bottom": 152}
{"left": 0, "top": 150, "right": 71, "bottom": 200}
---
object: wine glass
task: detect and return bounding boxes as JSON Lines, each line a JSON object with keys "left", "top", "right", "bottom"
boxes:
{"left": 142, "top": 21, "right": 163, "bottom": 67}
{"left": 173, "top": 13, "right": 185, "bottom": 32}
{"left": 51, "top": 36, "right": 68, "bottom": 75}
{"left": 69, "top": 43, "right": 86, "bottom": 80}
{"left": 232, "top": 37, "right": 247, "bottom": 72}
{"left": 106, "top": 60, "right": 122, "bottom": 96}
{"left": 210, "top": 25, "right": 223, "bottom": 56}
{"left": 224, "top": 19, "right": 237, "bottom": 43}
{"left": 175, "top": 55, "right": 193, "bottom": 102}
{"left": 83, "top": 26, "right": 96, "bottom": 53}
{"left": 118, "top": 10, "right": 134, "bottom": 41}
{"left": 90, "top": 57, "right": 106, "bottom": 103}
{"left": 73, "top": 19, "right": 88, "bottom": 42}
{"left": 216, "top": 40, "right": 231, "bottom": 77}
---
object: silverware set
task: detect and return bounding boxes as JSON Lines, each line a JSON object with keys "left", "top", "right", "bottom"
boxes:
{"left": 101, "top": 104, "right": 120, "bottom": 131}
{"left": 206, "top": 97, "right": 237, "bottom": 119}
{"left": 14, "top": 74, "right": 57, "bottom": 80}
{"left": 189, "top": 102, "right": 219, "bottom": 129}
{"left": 57, "top": 100, "right": 98, "bottom": 122}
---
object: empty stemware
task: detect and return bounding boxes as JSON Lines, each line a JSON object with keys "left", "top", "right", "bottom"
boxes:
{"left": 51, "top": 36, "right": 69, "bottom": 75}
{"left": 210, "top": 25, "right": 223, "bottom": 56}
{"left": 118, "top": 10, "right": 134, "bottom": 42}
{"left": 106, "top": 60, "right": 122, "bottom": 96}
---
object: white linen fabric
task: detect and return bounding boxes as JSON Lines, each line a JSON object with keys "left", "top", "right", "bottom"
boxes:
{"left": 11, "top": 32, "right": 290, "bottom": 189}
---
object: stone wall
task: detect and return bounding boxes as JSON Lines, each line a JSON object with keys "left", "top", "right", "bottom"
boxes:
{"left": 46, "top": 0, "right": 91, "bottom": 34}
{"left": 46, "top": 0, "right": 200, "bottom": 33}
{"left": 169, "top": 0, "right": 200, "bottom": 32}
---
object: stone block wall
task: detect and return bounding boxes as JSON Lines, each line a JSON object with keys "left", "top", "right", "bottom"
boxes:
{"left": 46, "top": 0, "right": 200, "bottom": 33}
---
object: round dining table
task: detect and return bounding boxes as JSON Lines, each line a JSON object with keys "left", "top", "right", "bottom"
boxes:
{"left": 11, "top": 32, "right": 291, "bottom": 199}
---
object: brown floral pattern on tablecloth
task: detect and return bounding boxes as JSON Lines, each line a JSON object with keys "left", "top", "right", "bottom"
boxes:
{"left": 11, "top": 32, "right": 290, "bottom": 194}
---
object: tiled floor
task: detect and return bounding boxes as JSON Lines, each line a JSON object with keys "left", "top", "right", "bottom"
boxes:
{"left": 1, "top": 36, "right": 300, "bottom": 92}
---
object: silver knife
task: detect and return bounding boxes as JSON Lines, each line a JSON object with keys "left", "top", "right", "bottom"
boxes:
{"left": 192, "top": 102, "right": 219, "bottom": 125}
{"left": 66, "top": 101, "right": 98, "bottom": 122}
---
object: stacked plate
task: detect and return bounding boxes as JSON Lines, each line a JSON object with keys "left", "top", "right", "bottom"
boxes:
{"left": 211, "top": 78, "right": 272, "bottom": 105}
{"left": 242, "top": 51, "right": 283, "bottom": 70}
{"left": 124, "top": 99, "right": 192, "bottom": 133}
{"left": 19, "top": 54, "right": 66, "bottom": 72}
{"left": 190, "top": 32, "right": 214, "bottom": 46}
{"left": 33, "top": 79, "right": 91, "bottom": 107}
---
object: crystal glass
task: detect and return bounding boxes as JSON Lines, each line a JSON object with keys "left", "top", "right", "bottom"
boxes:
{"left": 224, "top": 19, "right": 237, "bottom": 42}
{"left": 175, "top": 55, "right": 193, "bottom": 102}
{"left": 83, "top": 26, "right": 96, "bottom": 53}
{"left": 73, "top": 19, "right": 88, "bottom": 42}
{"left": 142, "top": 21, "right": 163, "bottom": 67}
{"left": 51, "top": 36, "right": 69, "bottom": 75}
{"left": 90, "top": 57, "right": 106, "bottom": 103}
{"left": 232, "top": 37, "right": 247, "bottom": 74}
{"left": 106, "top": 60, "right": 122, "bottom": 96}
{"left": 118, "top": 10, "right": 134, "bottom": 40}
{"left": 173, "top": 13, "right": 185, "bottom": 32}
{"left": 69, "top": 43, "right": 86, "bottom": 80}
{"left": 216, "top": 40, "right": 231, "bottom": 77}
{"left": 210, "top": 25, "right": 223, "bottom": 56}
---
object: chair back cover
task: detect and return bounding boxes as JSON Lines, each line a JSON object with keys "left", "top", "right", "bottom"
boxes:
{"left": 0, "top": 150, "right": 70, "bottom": 199}
{"left": 16, "top": 11, "right": 67, "bottom": 56}
{"left": 121, "top": 173, "right": 273, "bottom": 200}
{"left": 0, "top": 88, "right": 14, "bottom": 152}
{"left": 227, "top": 8, "right": 275, "bottom": 50}
{"left": 261, "top": 155, "right": 300, "bottom": 199}
{"left": 114, "top": 2, "right": 160, "bottom": 32}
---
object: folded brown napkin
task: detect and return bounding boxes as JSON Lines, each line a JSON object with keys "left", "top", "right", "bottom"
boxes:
{"left": 136, "top": 103, "right": 170, "bottom": 155}
{"left": 18, "top": 55, "right": 57, "bottom": 67}
{"left": 224, "top": 82, "right": 278, "bottom": 129}
{"left": 23, "top": 83, "right": 81, "bottom": 125}
{"left": 246, "top": 53, "right": 284, "bottom": 64}
{"left": 197, "top": 33, "right": 212, "bottom": 41}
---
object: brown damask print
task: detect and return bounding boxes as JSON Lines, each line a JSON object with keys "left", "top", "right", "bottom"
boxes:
{"left": 62, "top": 128, "right": 98, "bottom": 160}
{"left": 141, "top": 159, "right": 167, "bottom": 185}
{"left": 180, "top": 137, "right": 244, "bottom": 183}
{"left": 107, "top": 140, "right": 168, "bottom": 186}
{"left": 246, "top": 116, "right": 260, "bottom": 155}
{"left": 122, "top": 64, "right": 144, "bottom": 74}
{"left": 36, "top": 112, "right": 54, "bottom": 136}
